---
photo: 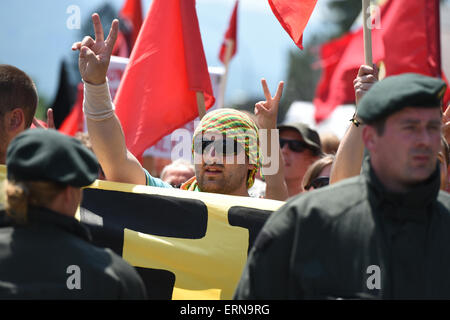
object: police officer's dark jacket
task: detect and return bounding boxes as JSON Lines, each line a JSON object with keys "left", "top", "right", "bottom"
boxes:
{"left": 0, "top": 206, "right": 147, "bottom": 299}
{"left": 234, "top": 158, "right": 450, "bottom": 299}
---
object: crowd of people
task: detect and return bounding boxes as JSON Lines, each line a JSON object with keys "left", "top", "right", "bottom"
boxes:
{"left": 1, "top": 13, "right": 450, "bottom": 299}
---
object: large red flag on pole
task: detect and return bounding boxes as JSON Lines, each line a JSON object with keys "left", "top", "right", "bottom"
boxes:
{"left": 268, "top": 0, "right": 318, "bottom": 50}
{"left": 113, "top": 0, "right": 215, "bottom": 158}
{"left": 313, "top": 0, "right": 448, "bottom": 122}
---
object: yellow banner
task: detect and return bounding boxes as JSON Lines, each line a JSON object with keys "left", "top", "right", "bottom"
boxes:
{"left": 0, "top": 165, "right": 285, "bottom": 299}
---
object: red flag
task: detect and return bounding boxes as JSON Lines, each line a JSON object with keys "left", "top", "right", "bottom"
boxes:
{"left": 112, "top": 0, "right": 143, "bottom": 57}
{"left": 59, "top": 83, "right": 85, "bottom": 136}
{"left": 313, "top": 0, "right": 448, "bottom": 122}
{"left": 114, "top": 0, "right": 215, "bottom": 158}
{"left": 313, "top": 32, "right": 357, "bottom": 121}
{"left": 268, "top": 0, "right": 318, "bottom": 50}
{"left": 219, "top": 1, "right": 238, "bottom": 64}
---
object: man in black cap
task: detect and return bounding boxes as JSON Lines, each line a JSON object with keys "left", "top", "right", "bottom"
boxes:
{"left": 234, "top": 73, "right": 450, "bottom": 299}
{"left": 278, "top": 122, "right": 323, "bottom": 197}
{"left": 0, "top": 129, "right": 147, "bottom": 299}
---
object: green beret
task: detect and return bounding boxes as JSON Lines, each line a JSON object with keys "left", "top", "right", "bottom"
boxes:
{"left": 6, "top": 129, "right": 99, "bottom": 187}
{"left": 357, "top": 73, "right": 447, "bottom": 123}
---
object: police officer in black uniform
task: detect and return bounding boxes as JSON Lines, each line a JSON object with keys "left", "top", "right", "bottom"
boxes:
{"left": 234, "top": 73, "right": 450, "bottom": 299}
{"left": 0, "top": 129, "right": 147, "bottom": 299}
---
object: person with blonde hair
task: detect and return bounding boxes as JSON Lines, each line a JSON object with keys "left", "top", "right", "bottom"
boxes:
{"left": 0, "top": 129, "right": 146, "bottom": 299}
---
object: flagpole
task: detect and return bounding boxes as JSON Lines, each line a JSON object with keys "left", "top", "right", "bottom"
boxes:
{"left": 435, "top": 0, "right": 442, "bottom": 78}
{"left": 362, "top": 0, "right": 373, "bottom": 66}
{"left": 218, "top": 39, "right": 235, "bottom": 108}
{"left": 196, "top": 91, "right": 206, "bottom": 119}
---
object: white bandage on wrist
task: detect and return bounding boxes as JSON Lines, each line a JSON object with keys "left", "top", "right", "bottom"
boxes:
{"left": 83, "top": 79, "right": 116, "bottom": 121}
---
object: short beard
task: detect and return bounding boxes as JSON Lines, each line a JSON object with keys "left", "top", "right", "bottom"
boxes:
{"left": 197, "top": 173, "right": 247, "bottom": 195}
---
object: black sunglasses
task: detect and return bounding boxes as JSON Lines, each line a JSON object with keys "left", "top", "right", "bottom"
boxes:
{"left": 305, "top": 176, "right": 330, "bottom": 190}
{"left": 279, "top": 138, "right": 312, "bottom": 153}
{"left": 194, "top": 138, "right": 243, "bottom": 156}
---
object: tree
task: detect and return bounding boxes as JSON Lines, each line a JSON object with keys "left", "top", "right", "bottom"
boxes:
{"left": 35, "top": 92, "right": 50, "bottom": 121}
{"left": 279, "top": 41, "right": 322, "bottom": 116}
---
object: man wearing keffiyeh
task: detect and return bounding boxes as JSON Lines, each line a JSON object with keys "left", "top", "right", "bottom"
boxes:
{"left": 181, "top": 108, "right": 261, "bottom": 195}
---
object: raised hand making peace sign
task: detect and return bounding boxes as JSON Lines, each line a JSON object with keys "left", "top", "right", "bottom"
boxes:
{"left": 254, "top": 79, "right": 284, "bottom": 130}
{"left": 253, "top": 78, "right": 288, "bottom": 200}
{"left": 71, "top": 13, "right": 119, "bottom": 85}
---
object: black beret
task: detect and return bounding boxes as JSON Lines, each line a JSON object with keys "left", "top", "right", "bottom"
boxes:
{"left": 357, "top": 73, "right": 447, "bottom": 124}
{"left": 6, "top": 129, "right": 99, "bottom": 187}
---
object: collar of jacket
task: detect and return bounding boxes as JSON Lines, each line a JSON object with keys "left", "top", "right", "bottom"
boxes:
{"left": 362, "top": 156, "right": 440, "bottom": 223}
{"left": 26, "top": 206, "right": 92, "bottom": 242}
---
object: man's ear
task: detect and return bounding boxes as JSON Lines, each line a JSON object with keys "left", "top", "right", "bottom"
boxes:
{"left": 6, "top": 108, "right": 25, "bottom": 131}
{"left": 362, "top": 125, "right": 376, "bottom": 152}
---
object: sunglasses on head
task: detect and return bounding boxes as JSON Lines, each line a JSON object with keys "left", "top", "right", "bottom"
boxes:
{"left": 194, "top": 138, "right": 243, "bottom": 156}
{"left": 305, "top": 176, "right": 330, "bottom": 190}
{"left": 279, "top": 138, "right": 312, "bottom": 153}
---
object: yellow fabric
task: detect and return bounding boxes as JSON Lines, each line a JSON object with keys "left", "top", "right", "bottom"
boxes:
{"left": 86, "top": 179, "right": 284, "bottom": 300}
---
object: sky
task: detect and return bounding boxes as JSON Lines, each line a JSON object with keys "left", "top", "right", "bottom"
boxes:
{"left": 0, "top": 0, "right": 332, "bottom": 108}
